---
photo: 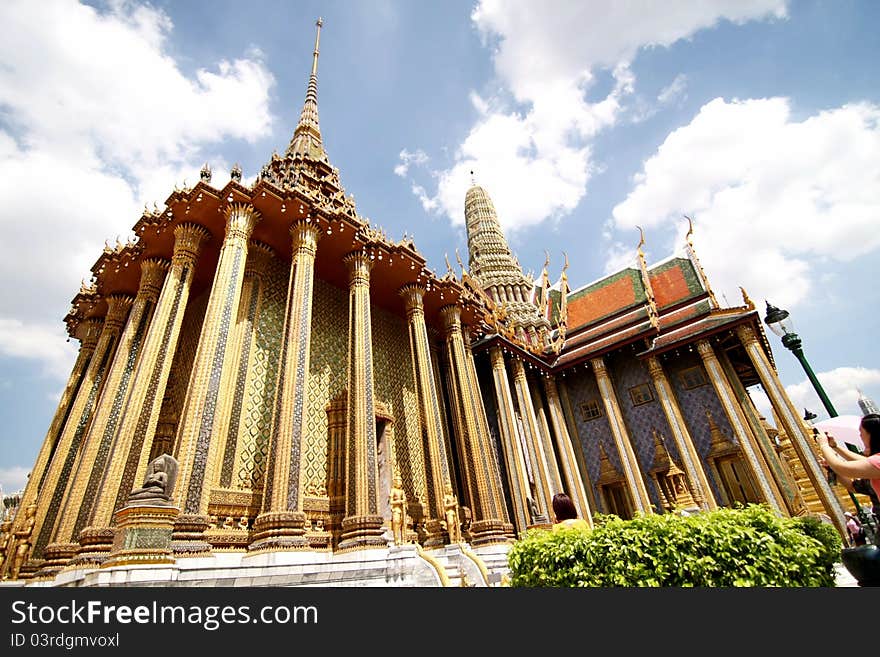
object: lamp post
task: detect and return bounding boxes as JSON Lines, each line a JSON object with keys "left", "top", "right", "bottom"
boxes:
{"left": 764, "top": 301, "right": 876, "bottom": 544}
{"left": 763, "top": 301, "right": 837, "bottom": 418}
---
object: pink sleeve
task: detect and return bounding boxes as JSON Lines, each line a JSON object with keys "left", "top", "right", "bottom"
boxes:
{"left": 867, "top": 454, "right": 880, "bottom": 474}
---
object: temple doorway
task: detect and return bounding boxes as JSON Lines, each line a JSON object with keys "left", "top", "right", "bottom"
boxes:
{"left": 376, "top": 418, "right": 392, "bottom": 523}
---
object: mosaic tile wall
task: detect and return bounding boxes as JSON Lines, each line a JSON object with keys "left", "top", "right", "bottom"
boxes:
{"left": 233, "top": 255, "right": 286, "bottom": 492}
{"left": 305, "top": 277, "right": 348, "bottom": 497}
{"left": 607, "top": 351, "right": 671, "bottom": 509}
{"left": 664, "top": 350, "right": 740, "bottom": 503}
{"left": 371, "top": 303, "right": 425, "bottom": 507}
{"left": 562, "top": 367, "right": 619, "bottom": 513}
{"left": 161, "top": 287, "right": 209, "bottom": 458}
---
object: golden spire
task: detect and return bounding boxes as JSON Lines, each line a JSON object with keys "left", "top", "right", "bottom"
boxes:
{"left": 683, "top": 215, "right": 719, "bottom": 309}
{"left": 287, "top": 18, "right": 326, "bottom": 160}
{"left": 636, "top": 227, "right": 659, "bottom": 328}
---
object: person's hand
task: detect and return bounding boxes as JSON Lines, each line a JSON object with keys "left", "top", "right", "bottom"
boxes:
{"left": 816, "top": 430, "right": 830, "bottom": 447}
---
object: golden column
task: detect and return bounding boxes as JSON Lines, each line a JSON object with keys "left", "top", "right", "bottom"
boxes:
{"left": 338, "top": 250, "right": 385, "bottom": 550}
{"left": 489, "top": 346, "right": 530, "bottom": 532}
{"left": 542, "top": 375, "right": 593, "bottom": 525}
{"left": 696, "top": 339, "right": 789, "bottom": 512}
{"left": 400, "top": 283, "right": 450, "bottom": 526}
{"left": 30, "top": 294, "right": 133, "bottom": 563}
{"left": 50, "top": 258, "right": 168, "bottom": 560}
{"left": 84, "top": 224, "right": 210, "bottom": 548}
{"left": 557, "top": 378, "right": 600, "bottom": 513}
{"left": 173, "top": 204, "right": 260, "bottom": 543}
{"left": 735, "top": 325, "right": 847, "bottom": 536}
{"left": 251, "top": 221, "right": 321, "bottom": 551}
{"left": 510, "top": 357, "right": 553, "bottom": 518}
{"left": 529, "top": 378, "right": 565, "bottom": 498}
{"left": 590, "top": 356, "right": 653, "bottom": 515}
{"left": 7, "top": 317, "right": 102, "bottom": 552}
{"left": 645, "top": 356, "right": 717, "bottom": 510}
{"left": 463, "top": 339, "right": 510, "bottom": 529}
{"left": 441, "top": 305, "right": 507, "bottom": 544}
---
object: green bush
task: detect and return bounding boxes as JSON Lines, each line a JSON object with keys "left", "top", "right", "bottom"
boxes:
{"left": 506, "top": 504, "right": 841, "bottom": 587}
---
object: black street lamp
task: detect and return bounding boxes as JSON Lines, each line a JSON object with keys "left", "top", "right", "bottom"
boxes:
{"left": 764, "top": 301, "right": 877, "bottom": 544}
{"left": 763, "top": 301, "right": 837, "bottom": 419}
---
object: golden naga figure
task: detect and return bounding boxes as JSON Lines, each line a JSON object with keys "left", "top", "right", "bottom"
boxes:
{"left": 389, "top": 474, "right": 407, "bottom": 546}
{"left": 443, "top": 484, "right": 461, "bottom": 544}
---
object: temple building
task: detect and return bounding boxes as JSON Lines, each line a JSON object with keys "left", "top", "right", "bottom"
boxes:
{"left": 0, "top": 21, "right": 847, "bottom": 587}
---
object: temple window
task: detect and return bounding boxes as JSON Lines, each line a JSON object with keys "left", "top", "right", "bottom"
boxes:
{"left": 679, "top": 365, "right": 708, "bottom": 390}
{"left": 628, "top": 383, "right": 654, "bottom": 406}
{"left": 578, "top": 399, "right": 603, "bottom": 422}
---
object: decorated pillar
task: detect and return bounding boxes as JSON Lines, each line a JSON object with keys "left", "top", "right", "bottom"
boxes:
{"left": 440, "top": 305, "right": 507, "bottom": 545}
{"left": 590, "top": 356, "right": 652, "bottom": 515}
{"left": 79, "top": 224, "right": 210, "bottom": 559}
{"left": 529, "top": 378, "right": 564, "bottom": 497}
{"left": 7, "top": 317, "right": 102, "bottom": 554}
{"left": 556, "top": 378, "right": 600, "bottom": 514}
{"left": 400, "top": 283, "right": 449, "bottom": 523}
{"left": 710, "top": 341, "right": 804, "bottom": 514}
{"left": 217, "top": 241, "right": 274, "bottom": 489}
{"left": 510, "top": 358, "right": 553, "bottom": 519}
{"left": 542, "top": 375, "right": 593, "bottom": 525}
{"left": 462, "top": 339, "right": 510, "bottom": 528}
{"left": 735, "top": 325, "right": 847, "bottom": 537}
{"left": 30, "top": 294, "right": 133, "bottom": 564}
{"left": 489, "top": 346, "right": 530, "bottom": 532}
{"left": 50, "top": 259, "right": 168, "bottom": 560}
{"left": 172, "top": 203, "right": 260, "bottom": 549}
{"left": 251, "top": 221, "right": 321, "bottom": 550}
{"left": 645, "top": 356, "right": 717, "bottom": 510}
{"left": 338, "top": 250, "right": 385, "bottom": 550}
{"left": 696, "top": 339, "right": 789, "bottom": 513}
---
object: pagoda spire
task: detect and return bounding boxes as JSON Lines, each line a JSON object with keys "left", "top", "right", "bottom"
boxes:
{"left": 463, "top": 176, "right": 549, "bottom": 346}
{"left": 858, "top": 388, "right": 880, "bottom": 416}
{"left": 286, "top": 17, "right": 326, "bottom": 161}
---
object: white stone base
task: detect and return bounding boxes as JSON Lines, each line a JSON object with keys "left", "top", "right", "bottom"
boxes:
{"left": 23, "top": 543, "right": 477, "bottom": 587}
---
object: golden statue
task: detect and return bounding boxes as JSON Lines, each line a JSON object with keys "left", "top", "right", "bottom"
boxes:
{"left": 10, "top": 503, "right": 36, "bottom": 580}
{"left": 389, "top": 474, "right": 407, "bottom": 545}
{"left": 0, "top": 519, "right": 12, "bottom": 577}
{"left": 443, "top": 484, "right": 461, "bottom": 544}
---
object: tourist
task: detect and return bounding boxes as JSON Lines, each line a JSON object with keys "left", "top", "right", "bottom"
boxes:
{"left": 818, "top": 414, "right": 880, "bottom": 521}
{"left": 551, "top": 493, "right": 589, "bottom": 531}
{"left": 845, "top": 512, "right": 866, "bottom": 546}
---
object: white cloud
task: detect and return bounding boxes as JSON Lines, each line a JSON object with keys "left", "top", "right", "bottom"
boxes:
{"left": 0, "top": 466, "right": 30, "bottom": 495}
{"left": 402, "top": 1, "right": 786, "bottom": 232}
{"left": 785, "top": 367, "right": 880, "bottom": 419}
{"left": 611, "top": 98, "right": 880, "bottom": 310}
{"left": 658, "top": 74, "right": 688, "bottom": 105}
{"left": 0, "top": 320, "right": 77, "bottom": 381}
{"left": 394, "top": 148, "right": 429, "bottom": 177}
{"left": 0, "top": 0, "right": 275, "bottom": 379}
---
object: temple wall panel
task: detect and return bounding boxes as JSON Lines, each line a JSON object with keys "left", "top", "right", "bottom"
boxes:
{"left": 305, "top": 277, "right": 348, "bottom": 498}
{"left": 231, "top": 255, "right": 286, "bottom": 494}
{"left": 371, "top": 303, "right": 424, "bottom": 510}
{"left": 562, "top": 368, "right": 619, "bottom": 512}
{"left": 608, "top": 353, "right": 671, "bottom": 509}
{"left": 663, "top": 350, "right": 734, "bottom": 503}
{"left": 160, "top": 287, "right": 209, "bottom": 458}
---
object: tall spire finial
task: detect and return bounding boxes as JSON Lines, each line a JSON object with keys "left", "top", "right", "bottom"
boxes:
{"left": 470, "top": 170, "right": 477, "bottom": 186}
{"left": 312, "top": 18, "right": 323, "bottom": 77}
{"left": 286, "top": 17, "right": 326, "bottom": 159}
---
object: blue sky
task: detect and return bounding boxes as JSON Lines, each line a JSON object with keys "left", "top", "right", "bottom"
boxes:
{"left": 1, "top": 0, "right": 878, "bottom": 494}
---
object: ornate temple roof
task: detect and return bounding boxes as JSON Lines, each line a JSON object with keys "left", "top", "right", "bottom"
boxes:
{"left": 63, "top": 19, "right": 489, "bottom": 340}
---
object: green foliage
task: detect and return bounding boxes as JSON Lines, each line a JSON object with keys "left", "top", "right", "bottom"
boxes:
{"left": 507, "top": 505, "right": 840, "bottom": 587}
